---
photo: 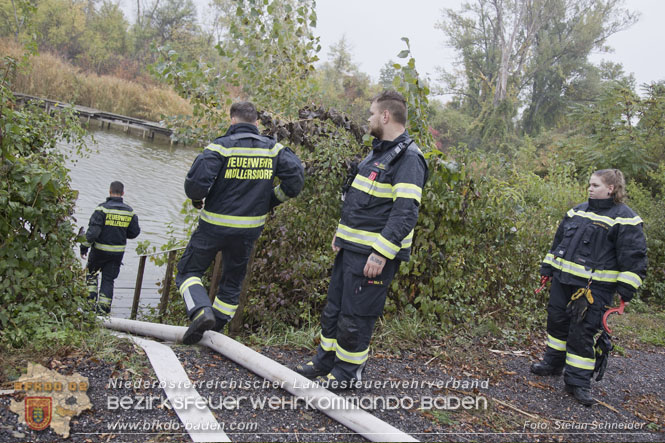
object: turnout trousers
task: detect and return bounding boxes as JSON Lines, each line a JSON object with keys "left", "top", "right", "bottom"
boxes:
{"left": 175, "top": 223, "right": 256, "bottom": 324}
{"left": 313, "top": 249, "right": 399, "bottom": 382}
{"left": 86, "top": 248, "right": 123, "bottom": 314}
{"left": 541, "top": 277, "right": 612, "bottom": 388}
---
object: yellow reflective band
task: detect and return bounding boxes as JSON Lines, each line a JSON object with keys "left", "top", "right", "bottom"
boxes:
{"left": 547, "top": 334, "right": 566, "bottom": 352}
{"left": 179, "top": 276, "right": 203, "bottom": 295}
{"left": 93, "top": 243, "right": 126, "bottom": 253}
{"left": 200, "top": 210, "right": 267, "bottom": 228}
{"left": 566, "top": 209, "right": 643, "bottom": 227}
{"left": 205, "top": 143, "right": 285, "bottom": 158}
{"left": 392, "top": 182, "right": 422, "bottom": 202}
{"left": 373, "top": 235, "right": 401, "bottom": 260}
{"left": 566, "top": 352, "right": 595, "bottom": 371}
{"left": 542, "top": 254, "right": 633, "bottom": 285}
{"left": 213, "top": 298, "right": 238, "bottom": 316}
{"left": 274, "top": 185, "right": 289, "bottom": 202}
{"left": 335, "top": 343, "right": 369, "bottom": 365}
{"left": 335, "top": 224, "right": 414, "bottom": 259}
{"left": 98, "top": 295, "right": 112, "bottom": 306}
{"left": 617, "top": 271, "right": 643, "bottom": 289}
{"left": 320, "top": 333, "right": 337, "bottom": 352}
{"left": 350, "top": 176, "right": 422, "bottom": 202}
{"left": 96, "top": 206, "right": 134, "bottom": 217}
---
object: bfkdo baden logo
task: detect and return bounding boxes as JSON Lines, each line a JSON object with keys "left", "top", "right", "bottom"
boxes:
{"left": 25, "top": 397, "right": 52, "bottom": 431}
{"left": 10, "top": 363, "right": 92, "bottom": 437}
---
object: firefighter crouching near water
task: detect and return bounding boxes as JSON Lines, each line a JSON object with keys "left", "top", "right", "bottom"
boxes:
{"left": 80, "top": 181, "right": 140, "bottom": 314}
{"left": 176, "top": 101, "right": 304, "bottom": 345}
{"left": 531, "top": 169, "right": 647, "bottom": 406}
{"left": 295, "top": 91, "right": 428, "bottom": 389}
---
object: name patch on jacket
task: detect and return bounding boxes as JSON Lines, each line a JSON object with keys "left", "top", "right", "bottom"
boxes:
{"left": 224, "top": 156, "right": 274, "bottom": 180}
{"left": 105, "top": 214, "right": 132, "bottom": 227}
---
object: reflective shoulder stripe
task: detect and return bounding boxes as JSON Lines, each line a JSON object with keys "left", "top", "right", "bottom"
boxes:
{"left": 335, "top": 343, "right": 368, "bottom": 365}
{"left": 567, "top": 209, "right": 643, "bottom": 227}
{"left": 95, "top": 206, "right": 135, "bottom": 217}
{"left": 93, "top": 243, "right": 126, "bottom": 253}
{"left": 200, "top": 210, "right": 267, "bottom": 228}
{"left": 273, "top": 185, "right": 289, "bottom": 202}
{"left": 205, "top": 143, "right": 284, "bottom": 158}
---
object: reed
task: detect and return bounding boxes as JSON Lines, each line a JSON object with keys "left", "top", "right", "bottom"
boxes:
{"left": 1, "top": 38, "right": 192, "bottom": 122}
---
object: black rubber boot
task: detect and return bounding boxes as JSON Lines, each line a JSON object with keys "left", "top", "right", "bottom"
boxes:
{"left": 294, "top": 361, "right": 329, "bottom": 379}
{"left": 565, "top": 384, "right": 595, "bottom": 406}
{"left": 212, "top": 317, "right": 228, "bottom": 333}
{"left": 530, "top": 361, "right": 563, "bottom": 376}
{"left": 183, "top": 307, "right": 215, "bottom": 345}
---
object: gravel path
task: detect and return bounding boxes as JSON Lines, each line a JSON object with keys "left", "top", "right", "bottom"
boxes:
{"left": 1, "top": 337, "right": 663, "bottom": 442}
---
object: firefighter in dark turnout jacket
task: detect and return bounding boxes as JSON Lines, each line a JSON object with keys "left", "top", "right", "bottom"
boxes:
{"left": 531, "top": 169, "right": 647, "bottom": 406}
{"left": 176, "top": 101, "right": 304, "bottom": 345}
{"left": 81, "top": 181, "right": 140, "bottom": 314}
{"left": 295, "top": 91, "right": 428, "bottom": 388}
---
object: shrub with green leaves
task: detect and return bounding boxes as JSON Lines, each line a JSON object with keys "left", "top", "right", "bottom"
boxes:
{"left": 1, "top": 54, "right": 94, "bottom": 348}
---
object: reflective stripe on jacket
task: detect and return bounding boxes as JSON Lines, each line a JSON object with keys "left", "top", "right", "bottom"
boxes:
{"left": 86, "top": 196, "right": 140, "bottom": 255}
{"left": 184, "top": 123, "right": 304, "bottom": 237}
{"left": 335, "top": 132, "right": 428, "bottom": 262}
{"left": 540, "top": 198, "right": 647, "bottom": 300}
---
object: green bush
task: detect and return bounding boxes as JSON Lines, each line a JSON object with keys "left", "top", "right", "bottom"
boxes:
{"left": 1, "top": 54, "right": 95, "bottom": 348}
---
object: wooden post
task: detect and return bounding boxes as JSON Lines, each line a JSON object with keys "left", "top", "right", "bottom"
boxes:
{"left": 159, "top": 250, "right": 178, "bottom": 321}
{"left": 229, "top": 246, "right": 256, "bottom": 336}
{"left": 208, "top": 252, "right": 223, "bottom": 302}
{"left": 130, "top": 255, "right": 147, "bottom": 320}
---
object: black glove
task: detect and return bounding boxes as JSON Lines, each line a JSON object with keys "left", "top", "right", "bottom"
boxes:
{"left": 616, "top": 285, "right": 634, "bottom": 303}
{"left": 594, "top": 331, "right": 613, "bottom": 381}
{"left": 192, "top": 199, "right": 203, "bottom": 209}
{"left": 80, "top": 244, "right": 89, "bottom": 258}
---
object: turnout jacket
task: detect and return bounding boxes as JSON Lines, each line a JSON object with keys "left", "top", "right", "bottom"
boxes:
{"left": 85, "top": 196, "right": 140, "bottom": 254}
{"left": 335, "top": 132, "right": 428, "bottom": 262}
{"left": 185, "top": 123, "right": 304, "bottom": 237}
{"left": 540, "top": 198, "right": 647, "bottom": 301}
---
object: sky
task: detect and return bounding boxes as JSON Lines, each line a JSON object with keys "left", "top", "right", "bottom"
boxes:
{"left": 122, "top": 0, "right": 665, "bottom": 89}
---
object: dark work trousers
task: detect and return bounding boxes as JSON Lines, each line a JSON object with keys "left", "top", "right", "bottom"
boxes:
{"left": 542, "top": 277, "right": 612, "bottom": 388}
{"left": 86, "top": 248, "right": 123, "bottom": 314}
{"left": 313, "top": 249, "right": 399, "bottom": 382}
{"left": 175, "top": 224, "right": 256, "bottom": 323}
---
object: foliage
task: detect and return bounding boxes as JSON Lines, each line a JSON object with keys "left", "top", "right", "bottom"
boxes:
{"left": 0, "top": 51, "right": 95, "bottom": 347}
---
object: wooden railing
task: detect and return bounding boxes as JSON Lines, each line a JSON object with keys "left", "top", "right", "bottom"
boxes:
{"left": 130, "top": 248, "right": 223, "bottom": 321}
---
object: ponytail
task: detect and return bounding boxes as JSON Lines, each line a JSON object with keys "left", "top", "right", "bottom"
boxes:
{"left": 593, "top": 169, "right": 626, "bottom": 203}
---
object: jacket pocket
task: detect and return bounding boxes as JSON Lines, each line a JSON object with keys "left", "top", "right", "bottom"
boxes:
{"left": 554, "top": 223, "right": 578, "bottom": 258}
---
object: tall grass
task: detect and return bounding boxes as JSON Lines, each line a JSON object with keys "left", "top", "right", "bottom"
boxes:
{"left": 1, "top": 39, "right": 192, "bottom": 122}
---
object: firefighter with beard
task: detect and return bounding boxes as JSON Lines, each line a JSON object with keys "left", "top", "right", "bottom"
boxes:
{"left": 531, "top": 169, "right": 647, "bottom": 406}
{"left": 176, "top": 101, "right": 304, "bottom": 345}
{"left": 295, "top": 91, "right": 428, "bottom": 389}
{"left": 81, "top": 181, "right": 140, "bottom": 314}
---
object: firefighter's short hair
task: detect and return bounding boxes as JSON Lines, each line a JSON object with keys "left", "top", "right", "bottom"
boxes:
{"left": 109, "top": 181, "right": 124, "bottom": 195}
{"left": 372, "top": 90, "right": 407, "bottom": 125}
{"left": 230, "top": 101, "right": 258, "bottom": 123}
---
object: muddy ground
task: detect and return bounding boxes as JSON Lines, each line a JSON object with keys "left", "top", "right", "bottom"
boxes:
{"left": 1, "top": 333, "right": 663, "bottom": 442}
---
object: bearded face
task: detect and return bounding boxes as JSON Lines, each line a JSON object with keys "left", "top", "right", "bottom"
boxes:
{"left": 367, "top": 101, "right": 384, "bottom": 140}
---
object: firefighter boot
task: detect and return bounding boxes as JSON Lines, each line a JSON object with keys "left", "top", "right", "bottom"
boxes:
{"left": 295, "top": 361, "right": 329, "bottom": 379}
{"left": 183, "top": 307, "right": 216, "bottom": 345}
{"left": 530, "top": 361, "right": 563, "bottom": 376}
{"left": 565, "top": 383, "right": 595, "bottom": 406}
{"left": 212, "top": 317, "right": 228, "bottom": 333}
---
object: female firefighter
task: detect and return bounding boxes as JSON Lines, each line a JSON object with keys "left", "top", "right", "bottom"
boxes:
{"left": 530, "top": 169, "right": 647, "bottom": 406}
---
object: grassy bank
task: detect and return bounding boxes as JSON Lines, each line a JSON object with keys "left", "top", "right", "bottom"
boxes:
{"left": 1, "top": 39, "right": 192, "bottom": 122}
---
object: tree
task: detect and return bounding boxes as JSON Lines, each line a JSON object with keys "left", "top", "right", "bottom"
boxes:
{"left": 437, "top": 0, "right": 637, "bottom": 146}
